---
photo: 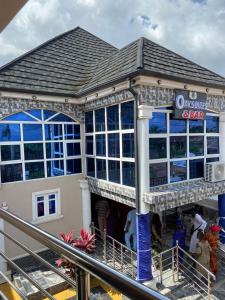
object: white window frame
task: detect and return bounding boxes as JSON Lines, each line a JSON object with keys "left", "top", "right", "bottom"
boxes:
{"left": 32, "top": 188, "right": 62, "bottom": 224}
{"left": 149, "top": 108, "right": 220, "bottom": 187}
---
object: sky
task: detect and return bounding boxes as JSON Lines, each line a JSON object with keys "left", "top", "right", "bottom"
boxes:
{"left": 1, "top": 0, "right": 225, "bottom": 77}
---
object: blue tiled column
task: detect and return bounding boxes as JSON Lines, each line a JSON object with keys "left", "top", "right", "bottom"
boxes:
{"left": 136, "top": 212, "right": 153, "bottom": 281}
{"left": 218, "top": 194, "right": 225, "bottom": 243}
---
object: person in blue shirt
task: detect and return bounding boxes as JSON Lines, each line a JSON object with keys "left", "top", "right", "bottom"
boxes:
{"left": 124, "top": 209, "right": 137, "bottom": 251}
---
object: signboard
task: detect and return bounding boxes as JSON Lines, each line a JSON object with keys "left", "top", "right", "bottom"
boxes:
{"left": 174, "top": 90, "right": 207, "bottom": 120}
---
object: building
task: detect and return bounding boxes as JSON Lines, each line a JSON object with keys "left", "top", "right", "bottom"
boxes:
{"left": 1, "top": 27, "right": 225, "bottom": 281}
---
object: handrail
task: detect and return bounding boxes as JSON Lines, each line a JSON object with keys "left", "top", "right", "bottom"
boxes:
{"left": 0, "top": 208, "right": 168, "bottom": 300}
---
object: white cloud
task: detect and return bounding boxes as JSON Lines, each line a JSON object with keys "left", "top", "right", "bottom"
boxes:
{"left": 1, "top": 0, "right": 225, "bottom": 78}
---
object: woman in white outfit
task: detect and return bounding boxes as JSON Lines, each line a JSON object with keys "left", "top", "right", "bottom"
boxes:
{"left": 189, "top": 212, "right": 207, "bottom": 254}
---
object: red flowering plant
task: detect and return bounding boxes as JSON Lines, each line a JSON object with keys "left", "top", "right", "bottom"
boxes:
{"left": 56, "top": 229, "right": 95, "bottom": 280}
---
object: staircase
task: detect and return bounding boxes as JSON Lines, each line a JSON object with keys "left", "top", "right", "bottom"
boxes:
{"left": 91, "top": 224, "right": 221, "bottom": 300}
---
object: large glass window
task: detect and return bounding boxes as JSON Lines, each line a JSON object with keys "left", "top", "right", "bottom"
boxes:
{"left": 149, "top": 113, "right": 167, "bottom": 133}
{"left": 0, "top": 110, "right": 81, "bottom": 183}
{"left": 149, "top": 138, "right": 166, "bottom": 159}
{"left": 107, "top": 105, "right": 119, "bottom": 131}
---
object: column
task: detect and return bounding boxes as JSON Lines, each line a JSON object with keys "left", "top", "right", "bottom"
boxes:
{"left": 219, "top": 113, "right": 225, "bottom": 243}
{"left": 136, "top": 105, "right": 153, "bottom": 282}
{"left": 79, "top": 180, "right": 91, "bottom": 232}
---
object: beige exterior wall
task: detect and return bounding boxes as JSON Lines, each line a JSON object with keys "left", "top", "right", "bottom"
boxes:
{"left": 0, "top": 174, "right": 84, "bottom": 259}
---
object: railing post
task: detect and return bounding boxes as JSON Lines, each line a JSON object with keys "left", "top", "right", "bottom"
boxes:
{"left": 76, "top": 267, "right": 90, "bottom": 300}
{"left": 131, "top": 251, "right": 134, "bottom": 278}
{"left": 103, "top": 228, "right": 107, "bottom": 262}
{"left": 160, "top": 253, "right": 163, "bottom": 284}
{"left": 172, "top": 247, "right": 175, "bottom": 282}
{"left": 208, "top": 273, "right": 211, "bottom": 300}
{"left": 176, "top": 241, "right": 179, "bottom": 281}
{"left": 121, "top": 244, "right": 123, "bottom": 272}
{"left": 113, "top": 239, "right": 115, "bottom": 269}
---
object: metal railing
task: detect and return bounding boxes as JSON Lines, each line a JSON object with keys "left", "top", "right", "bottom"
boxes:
{"left": 0, "top": 208, "right": 168, "bottom": 300}
{"left": 91, "top": 223, "right": 137, "bottom": 278}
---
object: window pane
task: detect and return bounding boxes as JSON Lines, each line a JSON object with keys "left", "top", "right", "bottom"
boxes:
{"left": 189, "top": 120, "right": 204, "bottom": 133}
{"left": 170, "top": 161, "right": 187, "bottom": 183}
{"left": 206, "top": 157, "right": 219, "bottom": 163}
{"left": 149, "top": 112, "right": 167, "bottom": 133}
{"left": 121, "top": 101, "right": 134, "bottom": 129}
{"left": 46, "top": 142, "right": 63, "bottom": 159}
{"left": 24, "top": 144, "right": 43, "bottom": 160}
{"left": 64, "top": 124, "right": 80, "bottom": 140}
{"left": 170, "top": 136, "right": 187, "bottom": 158}
{"left": 170, "top": 116, "right": 186, "bottom": 133}
{"left": 107, "top": 105, "right": 119, "bottom": 131}
{"left": 95, "top": 108, "right": 105, "bottom": 132}
{"left": 50, "top": 113, "right": 74, "bottom": 122}
{"left": 0, "top": 124, "right": 20, "bottom": 141}
{"left": 207, "top": 137, "right": 219, "bottom": 154}
{"left": 86, "top": 136, "right": 93, "bottom": 155}
{"left": 23, "top": 124, "right": 42, "bottom": 141}
{"left": 47, "top": 160, "right": 64, "bottom": 177}
{"left": 66, "top": 159, "right": 82, "bottom": 174}
{"left": 206, "top": 116, "right": 219, "bottom": 133}
{"left": 122, "top": 133, "right": 134, "bottom": 158}
{"left": 49, "top": 194, "right": 56, "bottom": 200}
{"left": 149, "top": 138, "right": 167, "bottom": 159}
{"left": 122, "top": 162, "right": 135, "bottom": 187}
{"left": 43, "top": 110, "right": 56, "bottom": 120}
{"left": 86, "top": 158, "right": 95, "bottom": 177}
{"left": 108, "top": 133, "right": 120, "bottom": 157}
{"left": 96, "top": 159, "right": 106, "bottom": 180}
{"left": 45, "top": 124, "right": 62, "bottom": 140}
{"left": 67, "top": 143, "right": 81, "bottom": 156}
{"left": 37, "top": 202, "right": 44, "bottom": 217}
{"left": 108, "top": 160, "right": 120, "bottom": 184}
{"left": 26, "top": 109, "right": 42, "bottom": 120}
{"left": 150, "top": 163, "right": 167, "bottom": 187}
{"left": 1, "top": 145, "right": 20, "bottom": 161}
{"left": 189, "top": 136, "right": 204, "bottom": 157}
{"left": 49, "top": 200, "right": 56, "bottom": 214}
{"left": 4, "top": 112, "right": 35, "bottom": 121}
{"left": 25, "top": 162, "right": 44, "bottom": 180}
{"left": 190, "top": 159, "right": 204, "bottom": 179}
{"left": 1, "top": 164, "right": 22, "bottom": 183}
{"left": 85, "top": 111, "right": 93, "bottom": 133}
{"left": 96, "top": 134, "right": 106, "bottom": 156}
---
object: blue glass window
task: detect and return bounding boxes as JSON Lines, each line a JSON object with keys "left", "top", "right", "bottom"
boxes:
{"left": 122, "top": 162, "right": 135, "bottom": 187}
{"left": 4, "top": 112, "right": 36, "bottom": 121}
{"left": 43, "top": 110, "right": 56, "bottom": 120}
{"left": 170, "top": 116, "right": 186, "bottom": 133}
{"left": 67, "top": 143, "right": 81, "bottom": 156}
{"left": 96, "top": 134, "right": 106, "bottom": 156}
{"left": 189, "top": 120, "right": 204, "bottom": 133}
{"left": 107, "top": 105, "right": 119, "bottom": 131}
{"left": 189, "top": 136, "right": 204, "bottom": 157}
{"left": 189, "top": 159, "right": 204, "bottom": 179}
{"left": 170, "top": 161, "right": 187, "bottom": 183}
{"left": 108, "top": 133, "right": 120, "bottom": 157}
{"left": 49, "top": 195, "right": 56, "bottom": 214}
{"left": 66, "top": 159, "right": 82, "bottom": 174}
{"left": 108, "top": 160, "right": 120, "bottom": 184}
{"left": 85, "top": 111, "right": 93, "bottom": 133}
{"left": 149, "top": 113, "right": 167, "bottom": 133}
{"left": 170, "top": 136, "right": 187, "bottom": 158}
{"left": 121, "top": 101, "right": 134, "bottom": 129}
{"left": 149, "top": 138, "right": 167, "bottom": 159}
{"left": 86, "top": 158, "right": 95, "bottom": 177}
{"left": 0, "top": 124, "right": 20, "bottom": 141}
{"left": 46, "top": 142, "right": 63, "bottom": 159}
{"left": 64, "top": 124, "right": 80, "bottom": 140}
{"left": 86, "top": 136, "right": 93, "bottom": 155}
{"left": 50, "top": 113, "right": 74, "bottom": 122}
{"left": 1, "top": 145, "right": 20, "bottom": 161}
{"left": 47, "top": 160, "right": 64, "bottom": 177}
{"left": 45, "top": 124, "right": 62, "bottom": 140}
{"left": 23, "top": 124, "right": 42, "bottom": 141}
{"left": 150, "top": 163, "right": 167, "bottom": 187}
{"left": 24, "top": 143, "right": 44, "bottom": 160}
{"left": 206, "top": 157, "right": 219, "bottom": 163}
{"left": 25, "top": 162, "right": 44, "bottom": 180}
{"left": 95, "top": 108, "right": 105, "bottom": 132}
{"left": 37, "top": 196, "right": 44, "bottom": 217}
{"left": 207, "top": 137, "right": 219, "bottom": 154}
{"left": 26, "top": 109, "right": 42, "bottom": 120}
{"left": 96, "top": 159, "right": 106, "bottom": 180}
{"left": 122, "top": 133, "right": 134, "bottom": 158}
{"left": 206, "top": 116, "right": 219, "bottom": 133}
{"left": 1, "top": 164, "right": 22, "bottom": 183}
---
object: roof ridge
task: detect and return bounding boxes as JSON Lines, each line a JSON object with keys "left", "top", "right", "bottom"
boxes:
{"left": 142, "top": 37, "right": 225, "bottom": 81}
{"left": 136, "top": 37, "right": 144, "bottom": 69}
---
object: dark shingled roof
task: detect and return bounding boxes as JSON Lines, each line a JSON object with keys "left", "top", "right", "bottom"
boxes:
{"left": 1, "top": 27, "right": 225, "bottom": 97}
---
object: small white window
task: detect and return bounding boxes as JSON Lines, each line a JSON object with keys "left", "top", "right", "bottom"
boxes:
{"left": 32, "top": 189, "right": 61, "bottom": 223}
